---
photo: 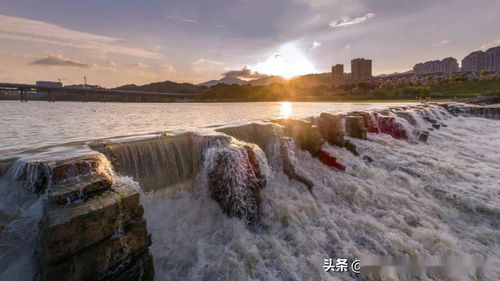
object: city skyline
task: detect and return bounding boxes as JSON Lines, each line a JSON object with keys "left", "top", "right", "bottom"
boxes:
{"left": 1, "top": 0, "right": 499, "bottom": 87}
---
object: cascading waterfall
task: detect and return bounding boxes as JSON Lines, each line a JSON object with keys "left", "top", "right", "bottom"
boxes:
{"left": 0, "top": 160, "right": 48, "bottom": 280}
{"left": 0, "top": 103, "right": 499, "bottom": 280}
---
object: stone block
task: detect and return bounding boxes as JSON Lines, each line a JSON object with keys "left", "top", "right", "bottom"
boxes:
{"left": 42, "top": 220, "right": 152, "bottom": 281}
{"left": 41, "top": 183, "right": 143, "bottom": 264}
{"left": 345, "top": 116, "right": 367, "bottom": 139}
{"left": 48, "top": 172, "right": 113, "bottom": 205}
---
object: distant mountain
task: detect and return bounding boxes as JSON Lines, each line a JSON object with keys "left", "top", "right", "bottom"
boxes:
{"left": 288, "top": 73, "right": 332, "bottom": 88}
{"left": 114, "top": 72, "right": 334, "bottom": 94}
{"left": 248, "top": 76, "right": 285, "bottom": 86}
{"left": 198, "top": 76, "right": 248, "bottom": 87}
{"left": 198, "top": 73, "right": 333, "bottom": 88}
{"left": 115, "top": 80, "right": 199, "bottom": 93}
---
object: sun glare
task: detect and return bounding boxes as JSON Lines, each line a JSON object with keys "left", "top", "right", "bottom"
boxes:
{"left": 279, "top": 101, "right": 293, "bottom": 118}
{"left": 250, "top": 43, "right": 316, "bottom": 79}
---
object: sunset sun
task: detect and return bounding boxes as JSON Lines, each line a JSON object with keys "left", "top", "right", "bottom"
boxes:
{"left": 249, "top": 43, "right": 316, "bottom": 79}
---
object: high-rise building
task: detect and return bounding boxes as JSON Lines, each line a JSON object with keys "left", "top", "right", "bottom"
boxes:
{"left": 462, "top": 46, "right": 500, "bottom": 74}
{"left": 351, "top": 58, "right": 372, "bottom": 83}
{"left": 485, "top": 46, "right": 500, "bottom": 74}
{"left": 462, "top": 51, "right": 485, "bottom": 73}
{"left": 331, "top": 64, "right": 344, "bottom": 87}
{"left": 413, "top": 57, "right": 458, "bottom": 74}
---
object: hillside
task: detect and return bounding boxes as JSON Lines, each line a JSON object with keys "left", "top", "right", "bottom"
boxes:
{"left": 115, "top": 80, "right": 199, "bottom": 93}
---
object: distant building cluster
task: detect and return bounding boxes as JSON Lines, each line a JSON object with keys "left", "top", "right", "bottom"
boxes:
{"left": 462, "top": 46, "right": 500, "bottom": 73}
{"left": 331, "top": 44, "right": 500, "bottom": 89}
{"left": 331, "top": 58, "right": 372, "bottom": 87}
{"left": 413, "top": 57, "right": 459, "bottom": 75}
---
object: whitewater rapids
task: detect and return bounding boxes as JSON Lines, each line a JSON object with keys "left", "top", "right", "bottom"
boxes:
{"left": 124, "top": 115, "right": 499, "bottom": 280}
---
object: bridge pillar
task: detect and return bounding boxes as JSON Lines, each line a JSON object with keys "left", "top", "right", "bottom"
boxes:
{"left": 20, "top": 90, "right": 27, "bottom": 102}
{"left": 47, "top": 91, "right": 55, "bottom": 102}
{"left": 82, "top": 92, "right": 88, "bottom": 103}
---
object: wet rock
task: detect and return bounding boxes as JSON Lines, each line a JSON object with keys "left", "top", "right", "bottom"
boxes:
{"left": 280, "top": 139, "right": 314, "bottom": 192}
{"left": 345, "top": 116, "right": 367, "bottom": 139}
{"left": 432, "top": 124, "right": 441, "bottom": 130}
{"left": 111, "top": 251, "right": 155, "bottom": 281}
{"left": 317, "top": 114, "right": 359, "bottom": 155}
{"left": 350, "top": 112, "right": 379, "bottom": 133}
{"left": 272, "top": 119, "right": 324, "bottom": 157}
{"left": 418, "top": 131, "right": 430, "bottom": 143}
{"left": 51, "top": 154, "right": 109, "bottom": 184}
{"left": 317, "top": 113, "right": 344, "bottom": 146}
{"left": 362, "top": 155, "right": 373, "bottom": 162}
{"left": 343, "top": 140, "right": 359, "bottom": 156}
{"left": 41, "top": 220, "right": 152, "bottom": 281}
{"left": 377, "top": 116, "right": 408, "bottom": 139}
{"left": 422, "top": 116, "right": 437, "bottom": 124}
{"left": 48, "top": 172, "right": 113, "bottom": 205}
{"left": 41, "top": 183, "right": 144, "bottom": 264}
{"left": 319, "top": 150, "right": 345, "bottom": 171}
{"left": 206, "top": 143, "right": 266, "bottom": 222}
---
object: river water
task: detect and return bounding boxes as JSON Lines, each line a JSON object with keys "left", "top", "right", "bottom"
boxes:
{"left": 0, "top": 101, "right": 415, "bottom": 157}
{"left": 0, "top": 101, "right": 499, "bottom": 281}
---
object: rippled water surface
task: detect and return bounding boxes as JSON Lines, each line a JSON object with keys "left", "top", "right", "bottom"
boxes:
{"left": 0, "top": 101, "right": 415, "bottom": 155}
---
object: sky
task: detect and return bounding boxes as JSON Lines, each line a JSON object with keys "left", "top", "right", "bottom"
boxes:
{"left": 0, "top": 0, "right": 499, "bottom": 87}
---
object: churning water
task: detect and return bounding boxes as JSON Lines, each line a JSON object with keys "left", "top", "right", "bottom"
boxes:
{"left": 0, "top": 101, "right": 499, "bottom": 281}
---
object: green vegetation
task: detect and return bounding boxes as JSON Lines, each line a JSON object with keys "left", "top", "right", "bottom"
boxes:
{"left": 196, "top": 78, "right": 500, "bottom": 101}
{"left": 428, "top": 79, "right": 500, "bottom": 96}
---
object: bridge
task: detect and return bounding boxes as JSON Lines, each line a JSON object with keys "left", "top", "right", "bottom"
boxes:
{"left": 0, "top": 82, "right": 200, "bottom": 102}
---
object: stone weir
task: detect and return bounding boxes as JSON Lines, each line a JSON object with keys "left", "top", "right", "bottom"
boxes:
{"left": 19, "top": 153, "right": 155, "bottom": 281}
{"left": 438, "top": 103, "right": 500, "bottom": 120}
{"left": 11, "top": 102, "right": 494, "bottom": 281}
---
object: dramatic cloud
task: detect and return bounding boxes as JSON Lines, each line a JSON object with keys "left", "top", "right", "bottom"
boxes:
{"left": 329, "top": 13, "right": 375, "bottom": 28}
{"left": 433, "top": 40, "right": 449, "bottom": 47}
{"left": 0, "top": 14, "right": 161, "bottom": 58}
{"left": 481, "top": 38, "right": 500, "bottom": 50}
{"left": 29, "top": 55, "right": 92, "bottom": 68}
{"left": 222, "top": 66, "right": 269, "bottom": 79}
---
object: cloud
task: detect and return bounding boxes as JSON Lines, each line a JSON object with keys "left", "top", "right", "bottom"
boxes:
{"left": 128, "top": 63, "right": 149, "bottom": 69}
{"left": 164, "top": 13, "right": 197, "bottom": 24}
{"left": 222, "top": 66, "right": 269, "bottom": 80}
{"left": 481, "top": 38, "right": 500, "bottom": 50}
{"left": 193, "top": 58, "right": 224, "bottom": 65}
{"left": 329, "top": 13, "right": 375, "bottom": 28}
{"left": 29, "top": 55, "right": 92, "bottom": 68}
{"left": 161, "top": 64, "right": 176, "bottom": 73}
{"left": 433, "top": 40, "right": 449, "bottom": 47}
{"left": 311, "top": 41, "right": 321, "bottom": 49}
{"left": 0, "top": 14, "right": 161, "bottom": 58}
